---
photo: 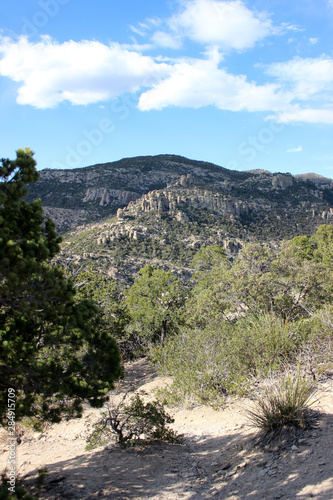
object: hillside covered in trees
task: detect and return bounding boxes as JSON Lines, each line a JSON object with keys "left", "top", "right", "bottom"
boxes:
{"left": 1, "top": 150, "right": 333, "bottom": 498}
{"left": 2, "top": 150, "right": 333, "bottom": 416}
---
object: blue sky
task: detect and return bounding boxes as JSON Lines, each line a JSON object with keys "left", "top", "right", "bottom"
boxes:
{"left": 0, "top": 0, "right": 333, "bottom": 177}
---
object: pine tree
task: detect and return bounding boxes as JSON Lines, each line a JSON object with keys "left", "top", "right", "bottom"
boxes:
{"left": 0, "top": 149, "right": 123, "bottom": 424}
{"left": 126, "top": 265, "right": 186, "bottom": 346}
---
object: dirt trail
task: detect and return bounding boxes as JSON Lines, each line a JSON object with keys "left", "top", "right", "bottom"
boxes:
{"left": 1, "top": 358, "right": 333, "bottom": 499}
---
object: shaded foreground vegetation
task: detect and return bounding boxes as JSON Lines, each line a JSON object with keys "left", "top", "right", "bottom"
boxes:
{"left": 0, "top": 150, "right": 123, "bottom": 426}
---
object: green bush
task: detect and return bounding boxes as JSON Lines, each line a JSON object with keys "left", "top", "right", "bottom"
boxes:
{"left": 151, "top": 313, "right": 303, "bottom": 405}
{"left": 151, "top": 324, "right": 246, "bottom": 405}
{"left": 0, "top": 473, "right": 37, "bottom": 500}
{"left": 87, "top": 393, "right": 182, "bottom": 449}
{"left": 295, "top": 306, "right": 333, "bottom": 376}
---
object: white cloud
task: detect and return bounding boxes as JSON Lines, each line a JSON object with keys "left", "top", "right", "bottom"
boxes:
{"left": 151, "top": 31, "right": 182, "bottom": 49}
{"left": 280, "top": 22, "right": 304, "bottom": 33}
{"left": 0, "top": 36, "right": 170, "bottom": 108}
{"left": 271, "top": 108, "right": 333, "bottom": 124}
{"left": 287, "top": 145, "right": 303, "bottom": 152}
{"left": 1, "top": 34, "right": 333, "bottom": 126}
{"left": 138, "top": 51, "right": 286, "bottom": 112}
{"left": 129, "top": 25, "right": 147, "bottom": 37}
{"left": 263, "top": 56, "right": 333, "bottom": 123}
{"left": 138, "top": 52, "right": 333, "bottom": 124}
{"left": 168, "top": 0, "right": 273, "bottom": 50}
{"left": 130, "top": 18, "right": 162, "bottom": 37}
{"left": 265, "top": 56, "right": 333, "bottom": 100}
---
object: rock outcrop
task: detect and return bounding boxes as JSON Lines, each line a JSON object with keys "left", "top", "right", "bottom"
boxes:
{"left": 97, "top": 223, "right": 149, "bottom": 244}
{"left": 124, "top": 188, "right": 250, "bottom": 218}
{"left": 272, "top": 173, "right": 294, "bottom": 189}
{"left": 83, "top": 188, "right": 140, "bottom": 206}
{"left": 26, "top": 154, "right": 333, "bottom": 236}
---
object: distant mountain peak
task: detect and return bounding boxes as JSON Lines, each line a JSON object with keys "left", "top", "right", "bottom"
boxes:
{"left": 295, "top": 173, "right": 332, "bottom": 182}
{"left": 245, "top": 169, "right": 272, "bottom": 175}
{"left": 27, "top": 155, "right": 333, "bottom": 235}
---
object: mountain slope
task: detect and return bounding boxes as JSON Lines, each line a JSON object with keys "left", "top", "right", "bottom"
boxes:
{"left": 28, "top": 155, "right": 253, "bottom": 232}
{"left": 28, "top": 154, "right": 333, "bottom": 234}
{"left": 39, "top": 155, "right": 333, "bottom": 282}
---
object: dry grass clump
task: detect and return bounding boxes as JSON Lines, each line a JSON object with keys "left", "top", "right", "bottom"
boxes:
{"left": 247, "top": 368, "right": 318, "bottom": 446}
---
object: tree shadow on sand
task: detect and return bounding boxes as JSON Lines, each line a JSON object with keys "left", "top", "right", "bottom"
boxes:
{"left": 22, "top": 413, "right": 333, "bottom": 499}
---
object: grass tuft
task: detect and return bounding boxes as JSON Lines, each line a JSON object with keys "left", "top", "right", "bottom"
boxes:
{"left": 247, "top": 367, "right": 318, "bottom": 446}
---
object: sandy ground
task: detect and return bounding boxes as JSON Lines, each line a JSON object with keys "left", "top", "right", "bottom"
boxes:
{"left": 1, "top": 358, "right": 333, "bottom": 499}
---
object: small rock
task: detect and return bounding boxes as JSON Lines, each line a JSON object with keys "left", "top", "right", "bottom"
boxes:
{"left": 47, "top": 476, "right": 66, "bottom": 485}
{"left": 220, "top": 463, "right": 232, "bottom": 470}
{"left": 226, "top": 470, "right": 236, "bottom": 477}
{"left": 242, "top": 442, "right": 253, "bottom": 451}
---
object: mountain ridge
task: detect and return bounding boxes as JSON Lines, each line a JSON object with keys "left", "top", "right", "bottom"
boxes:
{"left": 31, "top": 154, "right": 333, "bottom": 282}
{"left": 27, "top": 154, "right": 333, "bottom": 234}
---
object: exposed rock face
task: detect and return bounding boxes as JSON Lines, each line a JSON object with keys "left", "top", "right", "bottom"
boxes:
{"left": 177, "top": 174, "right": 195, "bottom": 187}
{"left": 175, "top": 211, "right": 189, "bottom": 223}
{"left": 26, "top": 154, "right": 257, "bottom": 233}
{"left": 272, "top": 173, "right": 294, "bottom": 189}
{"left": 42, "top": 207, "right": 89, "bottom": 232}
{"left": 83, "top": 188, "right": 140, "bottom": 206}
{"left": 125, "top": 188, "right": 250, "bottom": 218}
{"left": 97, "top": 223, "right": 149, "bottom": 244}
{"left": 322, "top": 208, "right": 333, "bottom": 220}
{"left": 27, "top": 154, "right": 333, "bottom": 235}
{"left": 223, "top": 238, "right": 243, "bottom": 254}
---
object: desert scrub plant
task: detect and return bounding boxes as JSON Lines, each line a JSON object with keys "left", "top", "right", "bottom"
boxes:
{"left": 247, "top": 367, "right": 318, "bottom": 446}
{"left": 151, "top": 313, "right": 302, "bottom": 406}
{"left": 296, "top": 306, "right": 333, "bottom": 376}
{"left": 0, "top": 467, "right": 48, "bottom": 500}
{"left": 231, "top": 313, "right": 302, "bottom": 375}
{"left": 86, "top": 393, "right": 182, "bottom": 449}
{"left": 36, "top": 468, "right": 48, "bottom": 497}
{"left": 0, "top": 472, "right": 37, "bottom": 500}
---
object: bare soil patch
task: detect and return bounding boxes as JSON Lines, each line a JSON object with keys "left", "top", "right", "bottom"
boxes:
{"left": 1, "top": 358, "right": 333, "bottom": 499}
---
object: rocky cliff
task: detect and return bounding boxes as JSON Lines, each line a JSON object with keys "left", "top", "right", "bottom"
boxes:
{"left": 25, "top": 155, "right": 254, "bottom": 232}
{"left": 27, "top": 154, "right": 333, "bottom": 235}
{"left": 43, "top": 155, "right": 333, "bottom": 282}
